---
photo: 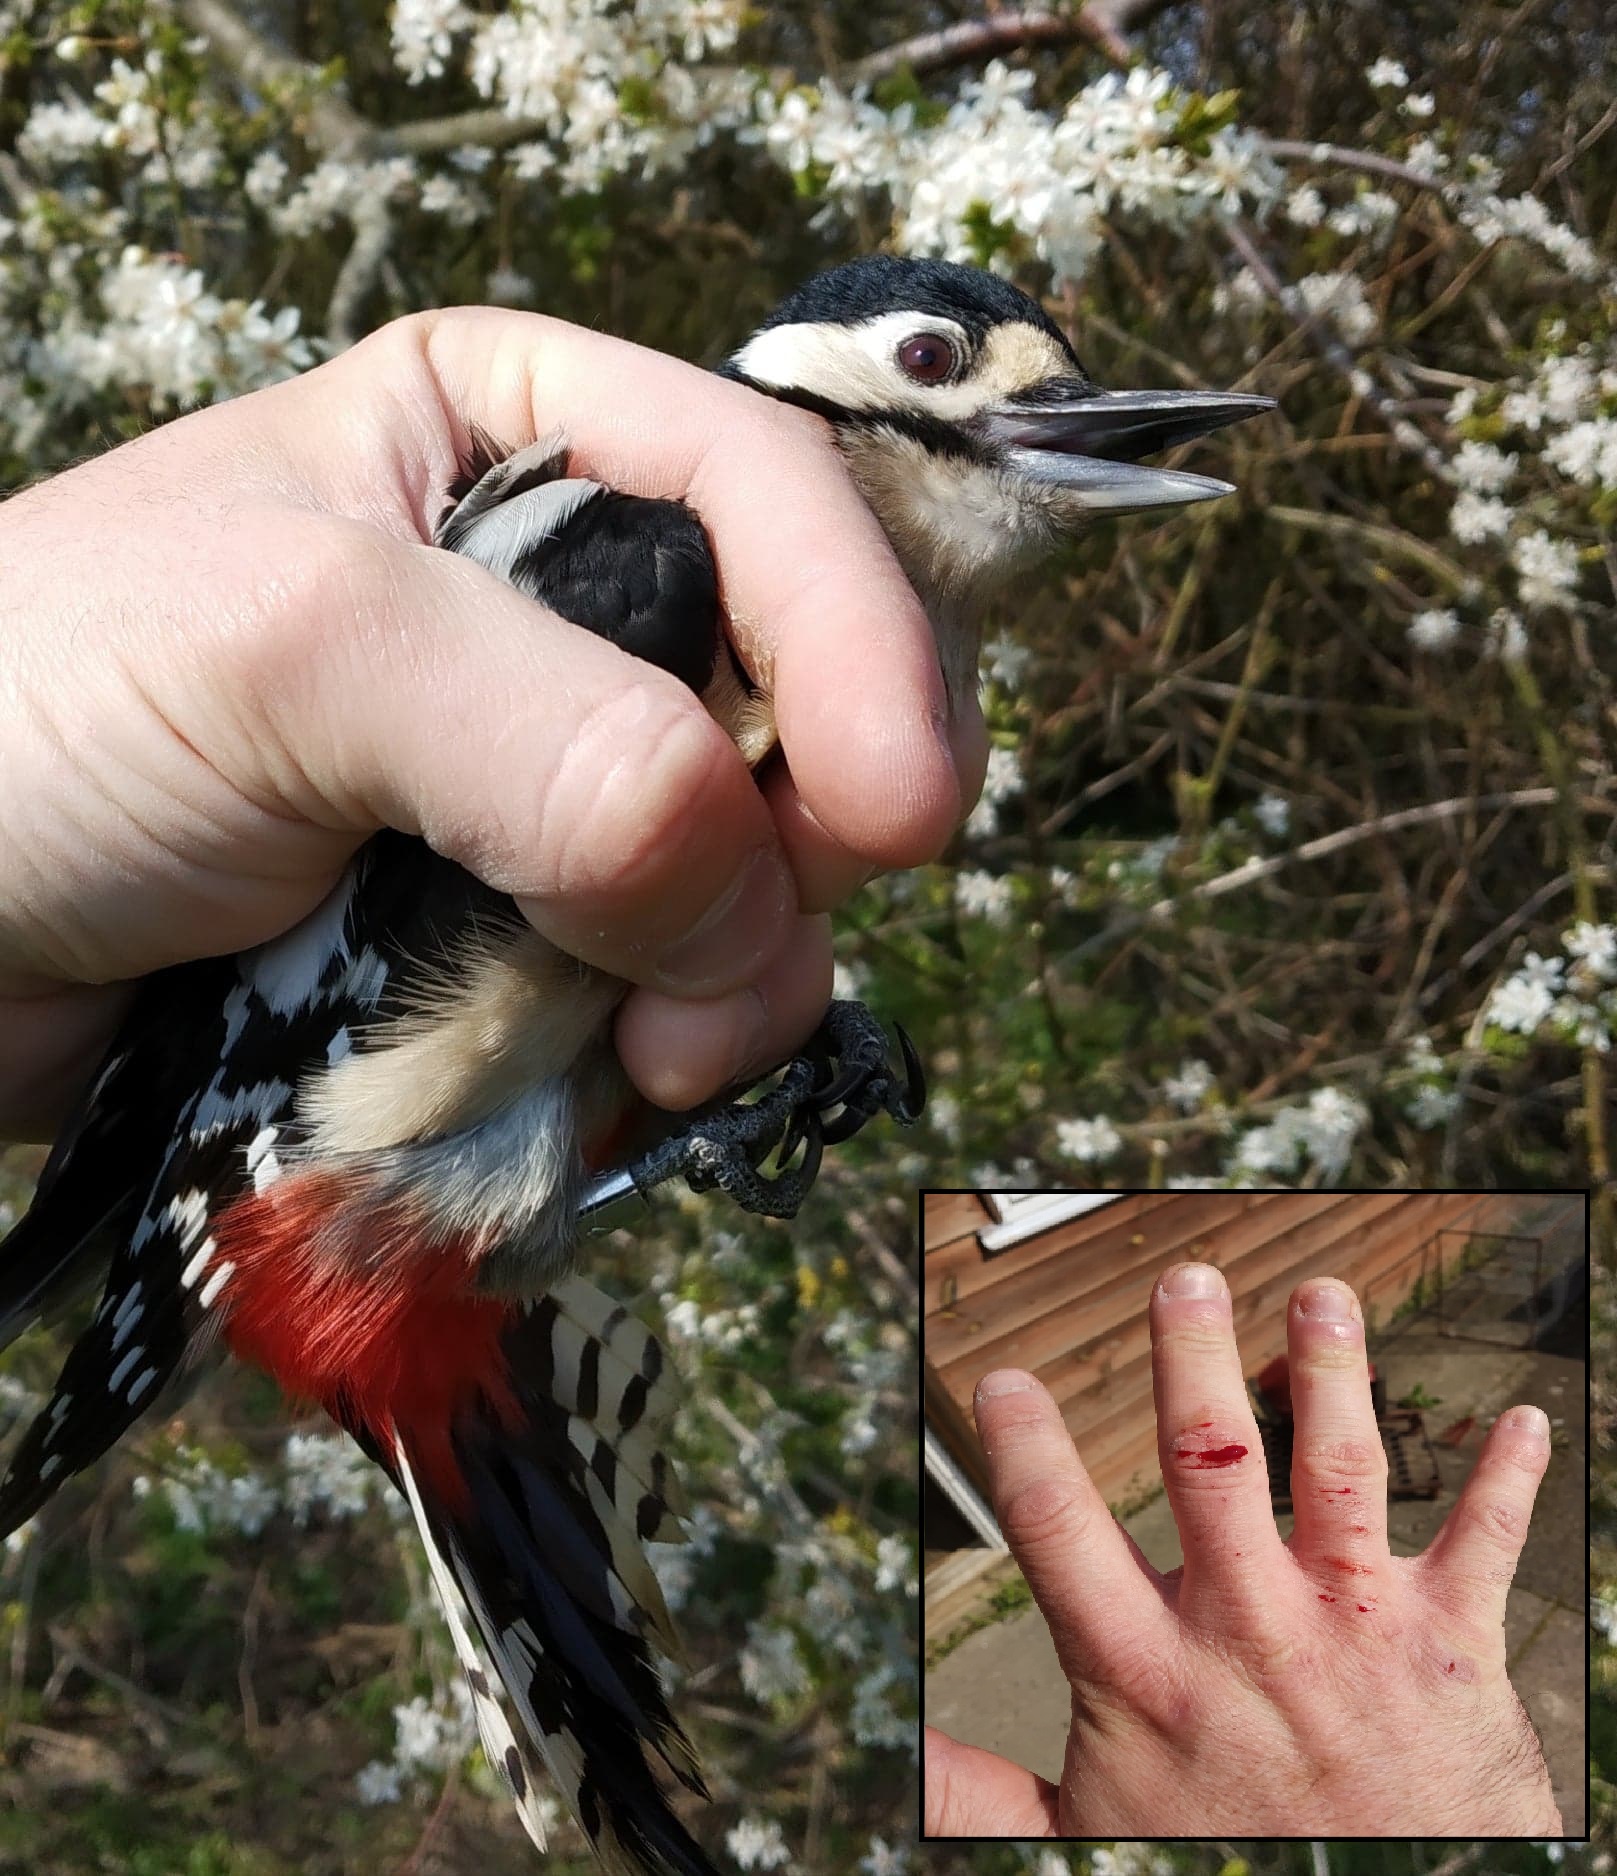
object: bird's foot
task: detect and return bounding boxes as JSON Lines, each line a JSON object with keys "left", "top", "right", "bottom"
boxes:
{"left": 578, "top": 1001, "right": 925, "bottom": 1221}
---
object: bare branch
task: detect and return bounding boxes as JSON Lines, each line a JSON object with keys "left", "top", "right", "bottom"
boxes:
{"left": 852, "top": 8, "right": 1134, "bottom": 81}
{"left": 1257, "top": 138, "right": 1450, "bottom": 195}
{"left": 1059, "top": 787, "right": 1571, "bottom": 971}
{"left": 177, "top": 0, "right": 369, "bottom": 153}
{"left": 376, "top": 107, "right": 552, "bottom": 155}
{"left": 326, "top": 195, "right": 394, "bottom": 348}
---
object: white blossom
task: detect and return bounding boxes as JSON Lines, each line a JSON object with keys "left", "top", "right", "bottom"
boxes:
{"left": 243, "top": 150, "right": 289, "bottom": 207}
{"left": 283, "top": 1431, "right": 377, "bottom": 1524}
{"left": 1327, "top": 190, "right": 1399, "bottom": 238}
{"left": 965, "top": 745, "right": 1024, "bottom": 837}
{"left": 486, "top": 266, "right": 536, "bottom": 304}
{"left": 874, "top": 1534, "right": 917, "bottom": 1596}
{"left": 1545, "top": 417, "right": 1617, "bottom": 488}
{"left": 1565, "top": 922, "right": 1617, "bottom": 981}
{"left": 1227, "top": 1086, "right": 1368, "bottom": 1183}
{"left": 1163, "top": 1059, "right": 1214, "bottom": 1111}
{"left": 1487, "top": 953, "right": 1564, "bottom": 1034}
{"left": 1366, "top": 58, "right": 1409, "bottom": 89}
{"left": 955, "top": 869, "right": 1015, "bottom": 923}
{"left": 1407, "top": 1082, "right": 1461, "bottom": 1129}
{"left": 391, "top": 0, "right": 469, "bottom": 84}
{"left": 1511, "top": 531, "right": 1580, "bottom": 611}
{"left": 727, "top": 1818, "right": 792, "bottom": 1872}
{"left": 861, "top": 1839, "right": 908, "bottom": 1876}
{"left": 1484, "top": 607, "right": 1527, "bottom": 662}
{"left": 740, "top": 1621, "right": 810, "bottom": 1703}
{"left": 354, "top": 1759, "right": 403, "bottom": 1805}
{"left": 1291, "top": 271, "right": 1378, "bottom": 345}
{"left": 1401, "top": 92, "right": 1436, "bottom": 119}
{"left": 1451, "top": 440, "right": 1517, "bottom": 492}
{"left": 1448, "top": 491, "right": 1512, "bottom": 544}
{"left": 18, "top": 97, "right": 105, "bottom": 164}
{"left": 1409, "top": 607, "right": 1461, "bottom": 651}
{"left": 1054, "top": 1115, "right": 1123, "bottom": 1162}
{"left": 982, "top": 635, "right": 1032, "bottom": 688}
{"left": 418, "top": 175, "right": 481, "bottom": 224}
{"left": 1285, "top": 184, "right": 1325, "bottom": 227}
{"left": 850, "top": 1660, "right": 915, "bottom": 1751}
{"left": 1254, "top": 791, "right": 1290, "bottom": 837}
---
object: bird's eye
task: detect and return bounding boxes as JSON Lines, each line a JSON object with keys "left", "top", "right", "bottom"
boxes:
{"left": 897, "top": 333, "right": 958, "bottom": 384}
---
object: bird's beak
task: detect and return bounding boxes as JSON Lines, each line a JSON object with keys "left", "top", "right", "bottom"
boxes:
{"left": 981, "top": 384, "right": 1275, "bottom": 512}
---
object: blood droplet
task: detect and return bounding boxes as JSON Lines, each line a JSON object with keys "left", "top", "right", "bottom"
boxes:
{"left": 1323, "top": 1557, "right": 1374, "bottom": 1575}
{"left": 1180, "top": 1443, "right": 1247, "bottom": 1468}
{"left": 1357, "top": 1604, "right": 1371, "bottom": 1612}
{"left": 1325, "top": 1486, "right": 1352, "bottom": 1495}
{"left": 1195, "top": 1421, "right": 1213, "bottom": 1428}
{"left": 1446, "top": 1661, "right": 1456, "bottom": 1673}
{"left": 1350, "top": 1524, "right": 1369, "bottom": 1533}
{"left": 1318, "top": 1594, "right": 1337, "bottom": 1603}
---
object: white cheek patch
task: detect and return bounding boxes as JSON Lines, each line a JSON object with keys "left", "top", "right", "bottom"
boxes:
{"left": 731, "top": 313, "right": 1075, "bottom": 426}
{"left": 732, "top": 313, "right": 984, "bottom": 420}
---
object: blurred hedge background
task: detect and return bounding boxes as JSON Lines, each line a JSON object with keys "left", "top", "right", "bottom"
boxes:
{"left": 0, "top": 0, "right": 1612, "bottom": 1869}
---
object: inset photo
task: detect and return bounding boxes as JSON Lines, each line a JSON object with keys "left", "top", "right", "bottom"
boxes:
{"left": 922, "top": 1188, "right": 1588, "bottom": 1840}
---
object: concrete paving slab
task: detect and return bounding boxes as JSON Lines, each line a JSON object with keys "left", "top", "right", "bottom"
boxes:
{"left": 1513, "top": 1600, "right": 1589, "bottom": 1835}
{"left": 923, "top": 1599, "right": 1069, "bottom": 1783}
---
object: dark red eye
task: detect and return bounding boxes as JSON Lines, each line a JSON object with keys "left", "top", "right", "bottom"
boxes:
{"left": 897, "top": 333, "right": 957, "bottom": 383}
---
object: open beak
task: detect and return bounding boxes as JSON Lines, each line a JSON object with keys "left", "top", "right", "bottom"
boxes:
{"left": 981, "top": 385, "right": 1275, "bottom": 512}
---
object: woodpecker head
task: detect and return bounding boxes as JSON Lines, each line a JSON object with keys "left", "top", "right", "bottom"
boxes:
{"left": 721, "top": 255, "right": 1272, "bottom": 708}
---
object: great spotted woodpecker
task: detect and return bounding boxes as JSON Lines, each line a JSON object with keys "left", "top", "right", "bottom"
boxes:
{"left": 0, "top": 257, "right": 1270, "bottom": 1872}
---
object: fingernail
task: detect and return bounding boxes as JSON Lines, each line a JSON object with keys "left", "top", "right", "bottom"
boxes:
{"left": 1159, "top": 1263, "right": 1225, "bottom": 1299}
{"left": 976, "top": 1370, "right": 1039, "bottom": 1399}
{"left": 654, "top": 848, "right": 792, "bottom": 994}
{"left": 1297, "top": 1280, "right": 1358, "bottom": 1323}
{"left": 1500, "top": 1404, "right": 1550, "bottom": 1443}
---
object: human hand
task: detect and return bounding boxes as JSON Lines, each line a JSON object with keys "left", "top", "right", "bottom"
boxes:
{"left": 924, "top": 1262, "right": 1562, "bottom": 1837}
{"left": 0, "top": 307, "right": 982, "bottom": 1138}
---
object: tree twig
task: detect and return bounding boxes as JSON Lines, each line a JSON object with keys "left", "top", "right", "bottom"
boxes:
{"left": 1059, "top": 787, "right": 1568, "bottom": 970}
{"left": 1257, "top": 138, "right": 1450, "bottom": 195}
{"left": 852, "top": 7, "right": 1134, "bottom": 81}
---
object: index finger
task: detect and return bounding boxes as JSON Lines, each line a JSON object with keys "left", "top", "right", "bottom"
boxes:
{"left": 973, "top": 1370, "right": 1171, "bottom": 1678}
{"left": 441, "top": 308, "right": 966, "bottom": 870}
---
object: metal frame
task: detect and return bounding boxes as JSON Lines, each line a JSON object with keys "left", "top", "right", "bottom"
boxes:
{"left": 923, "top": 1425, "right": 1006, "bottom": 1551}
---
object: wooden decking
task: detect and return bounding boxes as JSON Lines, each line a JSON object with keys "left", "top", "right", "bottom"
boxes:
{"left": 923, "top": 1189, "right": 1539, "bottom": 1514}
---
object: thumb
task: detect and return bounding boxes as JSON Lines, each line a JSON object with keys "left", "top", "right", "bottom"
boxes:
{"left": 924, "top": 1725, "right": 1059, "bottom": 1838}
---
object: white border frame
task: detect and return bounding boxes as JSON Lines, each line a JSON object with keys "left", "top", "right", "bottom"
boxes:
{"left": 978, "top": 1192, "right": 1124, "bottom": 1253}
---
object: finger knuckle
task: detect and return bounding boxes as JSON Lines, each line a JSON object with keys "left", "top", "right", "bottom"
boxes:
{"left": 998, "top": 1474, "right": 1092, "bottom": 1556}
{"left": 1295, "top": 1433, "right": 1388, "bottom": 1485}
{"left": 1465, "top": 1492, "right": 1527, "bottom": 1548}
{"left": 545, "top": 685, "right": 741, "bottom": 903}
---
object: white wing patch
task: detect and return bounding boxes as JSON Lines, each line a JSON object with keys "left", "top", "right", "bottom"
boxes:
{"left": 395, "top": 1440, "right": 555, "bottom": 1854}
{"left": 243, "top": 871, "right": 356, "bottom": 1016}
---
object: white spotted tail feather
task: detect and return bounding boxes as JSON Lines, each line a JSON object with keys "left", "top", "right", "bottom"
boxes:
{"left": 382, "top": 1275, "right": 714, "bottom": 1876}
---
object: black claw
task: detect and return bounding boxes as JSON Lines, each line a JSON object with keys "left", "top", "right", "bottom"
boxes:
{"left": 795, "top": 1117, "right": 824, "bottom": 1192}
{"left": 896, "top": 1025, "right": 927, "bottom": 1119}
{"left": 814, "top": 1105, "right": 863, "bottom": 1147}
{"left": 777, "top": 1105, "right": 808, "bottom": 1171}
{"left": 585, "top": 999, "right": 926, "bottom": 1222}
{"left": 809, "top": 1060, "right": 865, "bottom": 1112}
